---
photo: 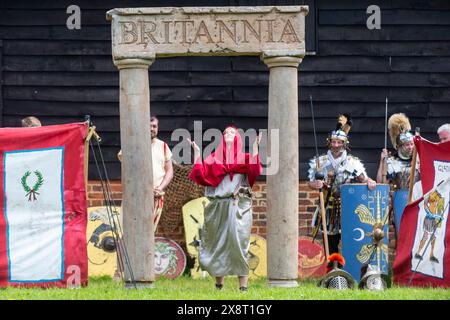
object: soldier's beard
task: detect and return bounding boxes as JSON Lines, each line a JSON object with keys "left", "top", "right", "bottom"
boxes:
{"left": 398, "top": 146, "right": 412, "bottom": 160}
{"left": 331, "top": 147, "right": 344, "bottom": 158}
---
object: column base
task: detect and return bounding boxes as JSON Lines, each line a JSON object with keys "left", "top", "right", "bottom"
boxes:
{"left": 125, "top": 281, "right": 155, "bottom": 289}
{"left": 267, "top": 279, "right": 298, "bottom": 288}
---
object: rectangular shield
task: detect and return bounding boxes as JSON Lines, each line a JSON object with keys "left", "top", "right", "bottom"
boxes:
{"left": 393, "top": 189, "right": 409, "bottom": 235}
{"left": 341, "top": 183, "right": 390, "bottom": 283}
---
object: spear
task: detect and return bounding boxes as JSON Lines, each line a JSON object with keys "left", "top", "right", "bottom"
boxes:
{"left": 310, "top": 95, "right": 330, "bottom": 260}
{"left": 408, "top": 127, "right": 421, "bottom": 204}
{"left": 381, "top": 98, "right": 388, "bottom": 183}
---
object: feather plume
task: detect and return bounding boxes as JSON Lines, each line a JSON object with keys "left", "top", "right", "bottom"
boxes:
{"left": 328, "top": 253, "right": 346, "bottom": 267}
{"left": 388, "top": 113, "right": 411, "bottom": 150}
{"left": 336, "top": 114, "right": 352, "bottom": 135}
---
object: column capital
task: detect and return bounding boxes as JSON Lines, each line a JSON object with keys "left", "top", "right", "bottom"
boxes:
{"left": 262, "top": 56, "right": 303, "bottom": 69}
{"left": 114, "top": 58, "right": 155, "bottom": 70}
{"left": 113, "top": 51, "right": 156, "bottom": 70}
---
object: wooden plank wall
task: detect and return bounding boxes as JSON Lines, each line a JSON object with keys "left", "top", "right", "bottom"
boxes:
{"left": 0, "top": 0, "right": 449, "bottom": 180}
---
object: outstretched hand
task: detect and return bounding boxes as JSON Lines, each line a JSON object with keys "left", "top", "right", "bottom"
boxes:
{"left": 252, "top": 132, "right": 262, "bottom": 155}
{"left": 187, "top": 138, "right": 200, "bottom": 153}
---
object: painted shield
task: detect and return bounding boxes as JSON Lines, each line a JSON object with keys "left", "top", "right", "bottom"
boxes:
{"left": 298, "top": 236, "right": 327, "bottom": 278}
{"left": 87, "top": 206, "right": 122, "bottom": 277}
{"left": 392, "top": 189, "right": 409, "bottom": 235}
{"left": 248, "top": 235, "right": 267, "bottom": 279}
{"left": 182, "top": 197, "right": 267, "bottom": 279}
{"left": 341, "top": 184, "right": 390, "bottom": 283}
{"left": 154, "top": 237, "right": 186, "bottom": 279}
{"left": 182, "top": 197, "right": 210, "bottom": 279}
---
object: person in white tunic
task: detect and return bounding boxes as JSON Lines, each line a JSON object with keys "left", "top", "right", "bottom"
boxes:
{"left": 118, "top": 116, "right": 173, "bottom": 230}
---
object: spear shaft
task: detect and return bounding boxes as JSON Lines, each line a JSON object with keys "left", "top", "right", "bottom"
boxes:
{"left": 310, "top": 95, "right": 330, "bottom": 259}
{"left": 381, "top": 98, "right": 388, "bottom": 183}
{"left": 384, "top": 98, "right": 388, "bottom": 150}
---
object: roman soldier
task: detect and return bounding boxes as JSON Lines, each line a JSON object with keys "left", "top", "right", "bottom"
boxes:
{"left": 376, "top": 113, "right": 419, "bottom": 189}
{"left": 309, "top": 115, "right": 376, "bottom": 254}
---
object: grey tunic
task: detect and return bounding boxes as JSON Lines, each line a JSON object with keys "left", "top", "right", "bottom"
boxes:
{"left": 199, "top": 173, "right": 252, "bottom": 277}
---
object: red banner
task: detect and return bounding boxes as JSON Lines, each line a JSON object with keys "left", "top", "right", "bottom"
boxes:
{"left": 393, "top": 137, "right": 450, "bottom": 287}
{"left": 0, "top": 122, "right": 88, "bottom": 288}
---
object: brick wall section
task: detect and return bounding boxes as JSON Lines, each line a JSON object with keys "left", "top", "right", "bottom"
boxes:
{"left": 250, "top": 182, "right": 319, "bottom": 238}
{"left": 87, "top": 180, "right": 398, "bottom": 263}
{"left": 87, "top": 180, "right": 123, "bottom": 207}
{"left": 86, "top": 180, "right": 318, "bottom": 238}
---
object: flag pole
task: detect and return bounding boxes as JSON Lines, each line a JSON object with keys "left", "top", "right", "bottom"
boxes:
{"left": 381, "top": 98, "right": 388, "bottom": 183}
{"left": 84, "top": 116, "right": 101, "bottom": 196}
{"left": 407, "top": 128, "right": 420, "bottom": 204}
{"left": 84, "top": 115, "right": 92, "bottom": 197}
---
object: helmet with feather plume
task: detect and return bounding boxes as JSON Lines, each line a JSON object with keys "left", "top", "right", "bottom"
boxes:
{"left": 327, "top": 114, "right": 352, "bottom": 149}
{"left": 319, "top": 253, "right": 356, "bottom": 289}
{"left": 388, "top": 113, "right": 413, "bottom": 150}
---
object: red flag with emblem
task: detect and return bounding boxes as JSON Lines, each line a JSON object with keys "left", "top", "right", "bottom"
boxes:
{"left": 0, "top": 122, "right": 88, "bottom": 288}
{"left": 393, "top": 137, "right": 450, "bottom": 287}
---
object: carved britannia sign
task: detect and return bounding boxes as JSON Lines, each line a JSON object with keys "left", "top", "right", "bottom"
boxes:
{"left": 107, "top": 6, "right": 308, "bottom": 60}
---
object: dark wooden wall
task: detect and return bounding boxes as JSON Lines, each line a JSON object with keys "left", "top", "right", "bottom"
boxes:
{"left": 0, "top": 0, "right": 449, "bottom": 180}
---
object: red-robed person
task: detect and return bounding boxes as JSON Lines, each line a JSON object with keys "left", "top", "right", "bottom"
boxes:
{"left": 188, "top": 126, "right": 262, "bottom": 292}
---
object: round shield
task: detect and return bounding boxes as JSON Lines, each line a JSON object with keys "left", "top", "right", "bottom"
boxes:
{"left": 298, "top": 236, "right": 327, "bottom": 278}
{"left": 87, "top": 206, "right": 121, "bottom": 277}
{"left": 248, "top": 235, "right": 267, "bottom": 279}
{"left": 182, "top": 197, "right": 209, "bottom": 279}
{"left": 182, "top": 198, "right": 267, "bottom": 279}
{"left": 155, "top": 237, "right": 186, "bottom": 279}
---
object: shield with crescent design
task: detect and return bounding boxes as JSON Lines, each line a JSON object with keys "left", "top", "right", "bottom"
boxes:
{"left": 341, "top": 184, "right": 390, "bottom": 283}
{"left": 392, "top": 189, "right": 409, "bottom": 235}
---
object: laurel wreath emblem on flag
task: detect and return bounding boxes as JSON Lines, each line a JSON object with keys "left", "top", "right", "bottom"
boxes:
{"left": 21, "top": 170, "right": 44, "bottom": 201}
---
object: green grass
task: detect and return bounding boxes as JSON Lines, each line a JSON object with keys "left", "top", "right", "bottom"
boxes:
{"left": 1, "top": 276, "right": 449, "bottom": 300}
